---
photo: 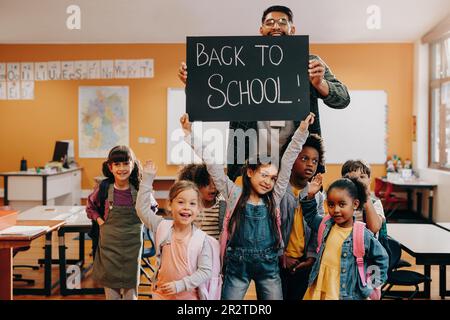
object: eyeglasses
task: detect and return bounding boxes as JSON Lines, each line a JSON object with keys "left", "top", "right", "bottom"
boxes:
{"left": 263, "top": 18, "right": 290, "bottom": 28}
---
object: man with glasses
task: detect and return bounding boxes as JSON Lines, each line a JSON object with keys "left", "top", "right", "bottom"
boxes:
{"left": 178, "top": 5, "right": 350, "bottom": 181}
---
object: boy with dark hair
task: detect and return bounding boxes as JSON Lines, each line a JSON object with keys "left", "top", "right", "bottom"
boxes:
{"left": 279, "top": 133, "right": 324, "bottom": 300}
{"left": 341, "top": 159, "right": 385, "bottom": 234}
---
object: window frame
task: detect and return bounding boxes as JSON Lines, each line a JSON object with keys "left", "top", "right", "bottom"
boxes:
{"left": 428, "top": 36, "right": 450, "bottom": 171}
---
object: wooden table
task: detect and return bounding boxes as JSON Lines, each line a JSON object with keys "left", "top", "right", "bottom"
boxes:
{"left": 0, "top": 220, "right": 65, "bottom": 300}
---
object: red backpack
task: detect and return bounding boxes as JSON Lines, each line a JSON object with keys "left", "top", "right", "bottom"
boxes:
{"left": 317, "top": 215, "right": 381, "bottom": 300}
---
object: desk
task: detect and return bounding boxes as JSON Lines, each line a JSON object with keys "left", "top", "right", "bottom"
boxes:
{"left": 382, "top": 178, "right": 437, "bottom": 222}
{"left": 18, "top": 205, "right": 103, "bottom": 296}
{"left": 57, "top": 209, "right": 104, "bottom": 295}
{"left": 388, "top": 223, "right": 450, "bottom": 299}
{"left": 0, "top": 168, "right": 82, "bottom": 212}
{"left": 437, "top": 222, "right": 450, "bottom": 231}
{"left": 0, "top": 220, "right": 64, "bottom": 300}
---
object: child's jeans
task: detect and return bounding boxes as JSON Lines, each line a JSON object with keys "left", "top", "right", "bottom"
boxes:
{"left": 221, "top": 247, "right": 283, "bottom": 300}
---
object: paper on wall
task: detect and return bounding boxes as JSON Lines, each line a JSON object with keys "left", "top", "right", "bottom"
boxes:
{"left": 141, "top": 59, "right": 154, "bottom": 78}
{"left": 7, "top": 80, "right": 20, "bottom": 100}
{"left": 61, "top": 61, "right": 74, "bottom": 80}
{"left": 47, "top": 61, "right": 61, "bottom": 80}
{"left": 114, "top": 60, "right": 128, "bottom": 78}
{"left": 35, "top": 62, "right": 48, "bottom": 81}
{"left": 87, "top": 60, "right": 100, "bottom": 79}
{"left": 74, "top": 60, "right": 88, "bottom": 79}
{"left": 0, "top": 63, "right": 6, "bottom": 81}
{"left": 7, "top": 63, "right": 20, "bottom": 81}
{"left": 101, "top": 60, "right": 114, "bottom": 79}
{"left": 21, "top": 62, "right": 34, "bottom": 81}
{"left": 21, "top": 81, "right": 34, "bottom": 100}
{"left": 0, "top": 81, "right": 6, "bottom": 99}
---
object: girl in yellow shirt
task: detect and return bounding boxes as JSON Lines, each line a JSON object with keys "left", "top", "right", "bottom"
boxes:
{"left": 300, "top": 175, "right": 388, "bottom": 300}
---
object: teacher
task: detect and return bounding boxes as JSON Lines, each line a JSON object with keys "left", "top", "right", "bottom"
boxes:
{"left": 178, "top": 5, "right": 350, "bottom": 181}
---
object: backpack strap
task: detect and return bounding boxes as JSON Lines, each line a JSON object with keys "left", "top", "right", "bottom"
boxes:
{"left": 353, "top": 221, "right": 367, "bottom": 286}
{"left": 98, "top": 179, "right": 111, "bottom": 219}
{"left": 187, "top": 228, "right": 207, "bottom": 275}
{"left": 316, "top": 215, "right": 332, "bottom": 254}
{"left": 155, "top": 220, "right": 173, "bottom": 259}
{"left": 219, "top": 185, "right": 241, "bottom": 262}
{"left": 218, "top": 200, "right": 227, "bottom": 233}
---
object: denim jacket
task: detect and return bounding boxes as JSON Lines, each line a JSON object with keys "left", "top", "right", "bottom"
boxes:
{"left": 280, "top": 184, "right": 322, "bottom": 259}
{"left": 300, "top": 197, "right": 388, "bottom": 300}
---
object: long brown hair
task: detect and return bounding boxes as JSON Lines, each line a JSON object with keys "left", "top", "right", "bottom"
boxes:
{"left": 228, "top": 157, "right": 281, "bottom": 248}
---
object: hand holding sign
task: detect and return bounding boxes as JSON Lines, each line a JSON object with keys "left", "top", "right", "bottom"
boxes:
{"left": 178, "top": 62, "right": 187, "bottom": 85}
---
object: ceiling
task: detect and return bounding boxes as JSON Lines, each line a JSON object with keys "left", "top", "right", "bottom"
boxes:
{"left": 0, "top": 0, "right": 449, "bottom": 44}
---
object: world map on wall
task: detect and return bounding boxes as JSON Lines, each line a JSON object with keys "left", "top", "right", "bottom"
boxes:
{"left": 78, "top": 86, "right": 129, "bottom": 158}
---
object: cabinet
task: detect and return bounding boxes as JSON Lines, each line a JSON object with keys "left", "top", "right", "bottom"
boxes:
{"left": 0, "top": 168, "right": 82, "bottom": 212}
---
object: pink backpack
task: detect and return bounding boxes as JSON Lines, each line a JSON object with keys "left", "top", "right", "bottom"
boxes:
{"left": 155, "top": 220, "right": 222, "bottom": 300}
{"left": 317, "top": 215, "right": 381, "bottom": 300}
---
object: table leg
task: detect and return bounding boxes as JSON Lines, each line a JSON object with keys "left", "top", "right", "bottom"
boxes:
{"left": 428, "top": 189, "right": 434, "bottom": 222}
{"left": 0, "top": 248, "right": 13, "bottom": 300}
{"left": 424, "top": 265, "right": 431, "bottom": 299}
{"left": 407, "top": 189, "right": 413, "bottom": 213}
{"left": 44, "top": 232, "right": 53, "bottom": 295}
{"left": 416, "top": 191, "right": 423, "bottom": 217}
{"left": 439, "top": 265, "right": 446, "bottom": 299}
{"left": 79, "top": 232, "right": 85, "bottom": 267}
{"left": 58, "top": 230, "right": 68, "bottom": 295}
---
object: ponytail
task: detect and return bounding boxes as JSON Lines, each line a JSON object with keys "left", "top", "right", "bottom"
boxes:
{"left": 327, "top": 177, "right": 367, "bottom": 210}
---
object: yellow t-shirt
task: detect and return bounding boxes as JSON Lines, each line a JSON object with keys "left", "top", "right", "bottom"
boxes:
{"left": 285, "top": 187, "right": 306, "bottom": 258}
{"left": 303, "top": 224, "right": 353, "bottom": 300}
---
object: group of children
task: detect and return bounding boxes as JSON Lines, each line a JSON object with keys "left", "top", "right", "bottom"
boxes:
{"left": 86, "top": 112, "right": 389, "bottom": 300}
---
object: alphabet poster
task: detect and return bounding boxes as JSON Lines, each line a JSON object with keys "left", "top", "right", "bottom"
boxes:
{"left": 186, "top": 35, "right": 310, "bottom": 121}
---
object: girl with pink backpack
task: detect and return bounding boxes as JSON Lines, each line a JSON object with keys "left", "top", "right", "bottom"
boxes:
{"left": 136, "top": 160, "right": 221, "bottom": 300}
{"left": 300, "top": 174, "right": 388, "bottom": 300}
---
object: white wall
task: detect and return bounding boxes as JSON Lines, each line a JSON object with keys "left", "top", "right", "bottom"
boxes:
{"left": 413, "top": 40, "right": 450, "bottom": 222}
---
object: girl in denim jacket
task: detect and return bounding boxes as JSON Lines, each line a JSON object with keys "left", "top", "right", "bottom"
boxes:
{"left": 180, "top": 112, "right": 315, "bottom": 300}
{"left": 300, "top": 174, "right": 388, "bottom": 300}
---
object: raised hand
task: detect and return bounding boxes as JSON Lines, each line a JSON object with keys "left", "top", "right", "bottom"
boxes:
{"left": 307, "top": 173, "right": 323, "bottom": 199}
{"left": 178, "top": 62, "right": 187, "bottom": 85}
{"left": 180, "top": 113, "right": 192, "bottom": 135}
{"left": 299, "top": 112, "right": 315, "bottom": 132}
{"left": 143, "top": 160, "right": 157, "bottom": 176}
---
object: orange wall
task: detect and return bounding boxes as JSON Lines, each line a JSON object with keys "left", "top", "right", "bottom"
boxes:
{"left": 0, "top": 43, "right": 413, "bottom": 191}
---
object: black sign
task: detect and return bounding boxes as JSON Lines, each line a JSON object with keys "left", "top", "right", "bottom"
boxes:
{"left": 186, "top": 35, "right": 310, "bottom": 121}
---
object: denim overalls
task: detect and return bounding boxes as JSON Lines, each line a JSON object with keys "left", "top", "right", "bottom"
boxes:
{"left": 221, "top": 201, "right": 283, "bottom": 300}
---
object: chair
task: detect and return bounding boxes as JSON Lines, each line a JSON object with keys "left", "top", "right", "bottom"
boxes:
{"left": 374, "top": 178, "right": 407, "bottom": 219}
{"left": 381, "top": 237, "right": 431, "bottom": 299}
{"left": 12, "top": 246, "right": 39, "bottom": 285}
{"left": 139, "top": 226, "right": 156, "bottom": 298}
{"left": 0, "top": 205, "right": 39, "bottom": 286}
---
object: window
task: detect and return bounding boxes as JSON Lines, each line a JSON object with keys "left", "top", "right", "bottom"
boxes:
{"left": 429, "top": 35, "right": 450, "bottom": 170}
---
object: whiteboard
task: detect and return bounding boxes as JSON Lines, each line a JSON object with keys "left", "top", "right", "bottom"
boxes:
{"left": 167, "top": 88, "right": 387, "bottom": 165}
{"left": 319, "top": 90, "right": 387, "bottom": 164}
{"left": 167, "top": 88, "right": 229, "bottom": 165}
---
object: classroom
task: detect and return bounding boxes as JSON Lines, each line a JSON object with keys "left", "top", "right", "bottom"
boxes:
{"left": 1, "top": 0, "right": 450, "bottom": 305}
